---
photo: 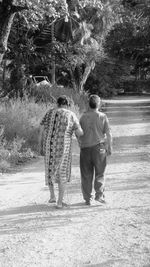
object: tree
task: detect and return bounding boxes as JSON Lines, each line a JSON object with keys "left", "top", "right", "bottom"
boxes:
{"left": 1, "top": 0, "right": 125, "bottom": 96}
{"left": 85, "top": 58, "right": 130, "bottom": 97}
{"left": 0, "top": 0, "right": 69, "bottom": 66}
{"left": 51, "top": 0, "right": 124, "bottom": 91}
{"left": 71, "top": 0, "right": 123, "bottom": 92}
{"left": 105, "top": 1, "right": 150, "bottom": 81}
{"left": 0, "top": 0, "right": 28, "bottom": 65}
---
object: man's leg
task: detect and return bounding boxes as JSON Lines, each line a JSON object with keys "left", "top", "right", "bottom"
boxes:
{"left": 92, "top": 144, "right": 107, "bottom": 200}
{"left": 80, "top": 147, "right": 94, "bottom": 203}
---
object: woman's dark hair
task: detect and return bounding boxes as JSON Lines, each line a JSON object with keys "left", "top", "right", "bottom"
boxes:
{"left": 57, "top": 95, "right": 69, "bottom": 107}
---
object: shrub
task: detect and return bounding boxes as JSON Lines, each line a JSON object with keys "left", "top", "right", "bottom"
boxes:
{"left": 30, "top": 83, "right": 88, "bottom": 112}
{"left": 0, "top": 86, "right": 84, "bottom": 172}
{"left": 0, "top": 125, "right": 35, "bottom": 172}
{"left": 0, "top": 92, "right": 81, "bottom": 152}
{"left": 0, "top": 97, "right": 51, "bottom": 152}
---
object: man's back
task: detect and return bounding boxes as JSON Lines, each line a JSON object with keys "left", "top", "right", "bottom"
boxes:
{"left": 80, "top": 110, "right": 111, "bottom": 148}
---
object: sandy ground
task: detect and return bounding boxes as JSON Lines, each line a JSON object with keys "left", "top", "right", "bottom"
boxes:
{"left": 0, "top": 96, "right": 150, "bottom": 267}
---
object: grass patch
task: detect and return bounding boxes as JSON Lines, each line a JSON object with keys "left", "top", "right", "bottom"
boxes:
{"left": 0, "top": 92, "right": 83, "bottom": 172}
{"left": 31, "top": 83, "right": 89, "bottom": 112}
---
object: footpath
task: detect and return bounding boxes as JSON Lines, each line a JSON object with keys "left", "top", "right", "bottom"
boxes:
{"left": 0, "top": 96, "right": 150, "bottom": 267}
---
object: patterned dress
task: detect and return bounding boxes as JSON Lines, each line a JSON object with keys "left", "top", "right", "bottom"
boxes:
{"left": 40, "top": 108, "right": 79, "bottom": 185}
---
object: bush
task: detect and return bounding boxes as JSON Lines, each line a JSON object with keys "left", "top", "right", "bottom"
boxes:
{"left": 0, "top": 97, "right": 50, "bottom": 152}
{"left": 30, "top": 83, "right": 88, "bottom": 112}
{"left": 47, "top": 84, "right": 88, "bottom": 110}
{"left": 0, "top": 92, "right": 81, "bottom": 152}
{"left": 0, "top": 86, "right": 85, "bottom": 172}
{"left": 0, "top": 129, "right": 33, "bottom": 172}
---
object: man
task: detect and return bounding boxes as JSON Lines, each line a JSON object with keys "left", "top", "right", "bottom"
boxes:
{"left": 79, "top": 94, "right": 112, "bottom": 205}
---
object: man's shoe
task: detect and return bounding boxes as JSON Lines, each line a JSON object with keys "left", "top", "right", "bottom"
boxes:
{"left": 85, "top": 200, "right": 91, "bottom": 206}
{"left": 95, "top": 196, "right": 106, "bottom": 204}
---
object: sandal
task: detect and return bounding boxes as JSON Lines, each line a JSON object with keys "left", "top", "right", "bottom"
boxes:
{"left": 56, "top": 202, "right": 68, "bottom": 209}
{"left": 48, "top": 198, "right": 56, "bottom": 203}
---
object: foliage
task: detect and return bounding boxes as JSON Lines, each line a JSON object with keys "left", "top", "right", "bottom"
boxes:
{"left": 0, "top": 89, "right": 83, "bottom": 163}
{"left": 30, "top": 82, "right": 88, "bottom": 112}
{"left": 3, "top": 0, "right": 150, "bottom": 98}
{"left": 1, "top": 0, "right": 69, "bottom": 29}
{"left": 0, "top": 127, "right": 35, "bottom": 173}
{"left": 0, "top": 97, "right": 48, "bottom": 151}
{"left": 85, "top": 58, "right": 130, "bottom": 97}
{"left": 104, "top": 0, "right": 150, "bottom": 82}
{"left": 1, "top": 0, "right": 125, "bottom": 96}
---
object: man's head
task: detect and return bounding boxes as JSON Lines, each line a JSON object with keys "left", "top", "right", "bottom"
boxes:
{"left": 89, "top": 94, "right": 101, "bottom": 109}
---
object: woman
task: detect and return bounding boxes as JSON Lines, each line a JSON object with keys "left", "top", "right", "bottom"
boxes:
{"left": 39, "top": 95, "right": 83, "bottom": 209}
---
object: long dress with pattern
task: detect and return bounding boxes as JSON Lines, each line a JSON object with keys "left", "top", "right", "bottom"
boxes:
{"left": 40, "top": 108, "right": 79, "bottom": 185}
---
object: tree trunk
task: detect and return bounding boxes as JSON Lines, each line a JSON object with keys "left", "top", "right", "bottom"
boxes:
{"left": 79, "top": 60, "right": 95, "bottom": 92}
{"left": 0, "top": 12, "right": 15, "bottom": 65}
{"left": 51, "top": 56, "right": 56, "bottom": 85}
{"left": 51, "top": 22, "right": 56, "bottom": 85}
{"left": 2, "top": 59, "right": 6, "bottom": 91}
{"left": 0, "top": 0, "right": 28, "bottom": 66}
{"left": 69, "top": 67, "right": 78, "bottom": 92}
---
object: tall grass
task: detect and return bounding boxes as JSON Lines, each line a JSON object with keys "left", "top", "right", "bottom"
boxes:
{"left": 0, "top": 84, "right": 88, "bottom": 172}
{"left": 0, "top": 97, "right": 52, "bottom": 152}
{"left": 0, "top": 97, "right": 52, "bottom": 172}
{"left": 49, "top": 85, "right": 89, "bottom": 112}
{"left": 31, "top": 83, "right": 89, "bottom": 112}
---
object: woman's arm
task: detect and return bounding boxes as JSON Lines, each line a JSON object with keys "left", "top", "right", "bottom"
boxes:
{"left": 72, "top": 113, "right": 83, "bottom": 137}
{"left": 75, "top": 125, "right": 83, "bottom": 137}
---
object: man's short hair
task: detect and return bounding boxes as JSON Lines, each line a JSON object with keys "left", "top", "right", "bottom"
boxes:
{"left": 89, "top": 95, "right": 100, "bottom": 109}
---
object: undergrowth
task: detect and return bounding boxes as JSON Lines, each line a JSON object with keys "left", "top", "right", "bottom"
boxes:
{"left": 0, "top": 93, "right": 82, "bottom": 173}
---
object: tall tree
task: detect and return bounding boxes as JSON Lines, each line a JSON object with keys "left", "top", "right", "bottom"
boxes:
{"left": 0, "top": 0, "right": 68, "bottom": 65}
{"left": 105, "top": 0, "right": 150, "bottom": 81}
{"left": 0, "top": 0, "right": 124, "bottom": 94}
{"left": 0, "top": 0, "right": 28, "bottom": 65}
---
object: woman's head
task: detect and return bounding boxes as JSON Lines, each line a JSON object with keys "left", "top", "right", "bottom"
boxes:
{"left": 57, "top": 95, "right": 69, "bottom": 107}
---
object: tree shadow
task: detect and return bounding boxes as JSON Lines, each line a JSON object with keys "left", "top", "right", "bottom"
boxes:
{"left": 67, "top": 174, "right": 150, "bottom": 194}
{"left": 84, "top": 258, "right": 128, "bottom": 266}
{"left": 113, "top": 134, "right": 150, "bottom": 146}
{"left": 105, "top": 101, "right": 150, "bottom": 125}
{"left": 108, "top": 134, "right": 150, "bottom": 164}
{"left": 105, "top": 100, "right": 150, "bottom": 107}
{"left": 109, "top": 115, "right": 150, "bottom": 125}
{"left": 106, "top": 176, "right": 149, "bottom": 192}
{"left": 0, "top": 202, "right": 109, "bottom": 236}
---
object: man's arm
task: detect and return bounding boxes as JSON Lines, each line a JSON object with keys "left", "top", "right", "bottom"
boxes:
{"left": 104, "top": 115, "right": 113, "bottom": 156}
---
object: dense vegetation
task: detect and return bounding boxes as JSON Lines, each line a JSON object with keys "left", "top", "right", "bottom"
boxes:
{"left": 0, "top": 0, "right": 123, "bottom": 96}
{"left": 1, "top": 0, "right": 150, "bottom": 98}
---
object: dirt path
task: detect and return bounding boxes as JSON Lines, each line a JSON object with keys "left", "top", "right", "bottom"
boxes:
{"left": 0, "top": 96, "right": 150, "bottom": 267}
